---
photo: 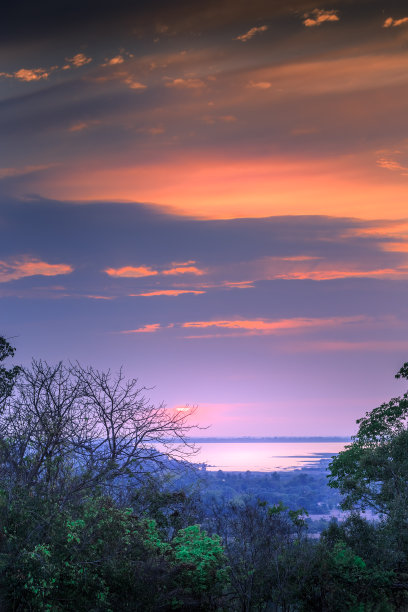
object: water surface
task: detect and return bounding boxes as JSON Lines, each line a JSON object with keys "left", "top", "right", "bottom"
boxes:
{"left": 192, "top": 442, "right": 346, "bottom": 471}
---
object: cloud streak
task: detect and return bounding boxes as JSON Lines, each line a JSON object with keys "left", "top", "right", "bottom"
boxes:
{"left": 131, "top": 289, "right": 205, "bottom": 297}
{"left": 120, "top": 315, "right": 371, "bottom": 338}
{"left": 235, "top": 25, "right": 268, "bottom": 42}
{"left": 122, "top": 323, "right": 162, "bottom": 333}
{"left": 0, "top": 52, "right": 92, "bottom": 83}
{"left": 181, "top": 315, "right": 366, "bottom": 336}
{"left": 0, "top": 258, "right": 73, "bottom": 283}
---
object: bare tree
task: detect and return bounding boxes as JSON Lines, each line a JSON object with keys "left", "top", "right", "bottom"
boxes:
{"left": 0, "top": 359, "right": 197, "bottom": 502}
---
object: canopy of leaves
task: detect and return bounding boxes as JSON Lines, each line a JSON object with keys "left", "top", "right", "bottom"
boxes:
{"left": 329, "top": 363, "right": 408, "bottom": 515}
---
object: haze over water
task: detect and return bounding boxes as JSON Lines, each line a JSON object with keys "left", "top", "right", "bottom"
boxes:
{"left": 193, "top": 441, "right": 347, "bottom": 472}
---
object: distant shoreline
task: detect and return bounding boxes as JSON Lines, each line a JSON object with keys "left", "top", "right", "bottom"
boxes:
{"left": 185, "top": 437, "right": 351, "bottom": 443}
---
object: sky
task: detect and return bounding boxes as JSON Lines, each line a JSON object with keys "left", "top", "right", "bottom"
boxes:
{"left": 1, "top": 0, "right": 408, "bottom": 436}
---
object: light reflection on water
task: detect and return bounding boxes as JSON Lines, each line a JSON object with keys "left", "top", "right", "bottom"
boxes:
{"left": 191, "top": 442, "right": 347, "bottom": 471}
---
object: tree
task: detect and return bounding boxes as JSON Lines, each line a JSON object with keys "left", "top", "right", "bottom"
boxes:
{"left": 208, "top": 498, "right": 310, "bottom": 611}
{"left": 328, "top": 362, "right": 408, "bottom": 606}
{"left": 0, "top": 336, "right": 20, "bottom": 408}
{"left": 172, "top": 524, "right": 228, "bottom": 609}
{"left": 329, "top": 362, "right": 408, "bottom": 517}
{"left": 0, "top": 359, "right": 197, "bottom": 503}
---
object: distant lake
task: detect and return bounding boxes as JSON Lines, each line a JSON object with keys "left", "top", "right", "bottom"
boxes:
{"left": 191, "top": 441, "right": 347, "bottom": 472}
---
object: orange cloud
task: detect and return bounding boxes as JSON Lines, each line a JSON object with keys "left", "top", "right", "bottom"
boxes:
{"left": 123, "top": 77, "right": 147, "bottom": 90}
{"left": 234, "top": 253, "right": 408, "bottom": 282}
{"left": 248, "top": 81, "right": 272, "bottom": 89}
{"left": 377, "top": 156, "right": 408, "bottom": 174}
{"left": 303, "top": 9, "right": 340, "bottom": 27}
{"left": 14, "top": 68, "right": 51, "bottom": 81}
{"left": 106, "top": 262, "right": 205, "bottom": 278}
{"left": 122, "top": 323, "right": 162, "bottom": 333}
{"left": 348, "top": 221, "right": 408, "bottom": 238}
{"left": 0, "top": 68, "right": 52, "bottom": 81}
{"left": 65, "top": 53, "right": 92, "bottom": 68}
{"left": 105, "top": 265, "right": 158, "bottom": 278}
{"left": 68, "top": 120, "right": 101, "bottom": 133}
{"left": 0, "top": 258, "right": 73, "bottom": 283}
{"left": 383, "top": 17, "right": 408, "bottom": 28}
{"left": 246, "top": 53, "right": 408, "bottom": 97}
{"left": 69, "top": 122, "right": 89, "bottom": 132}
{"left": 36, "top": 145, "right": 408, "bottom": 220}
{"left": 131, "top": 289, "right": 205, "bottom": 296}
{"left": 235, "top": 25, "right": 268, "bottom": 42}
{"left": 165, "top": 77, "right": 206, "bottom": 88}
{"left": 102, "top": 55, "right": 125, "bottom": 66}
{"left": 381, "top": 242, "right": 408, "bottom": 253}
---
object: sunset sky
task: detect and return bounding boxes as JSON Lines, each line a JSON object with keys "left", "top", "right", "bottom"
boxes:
{"left": 2, "top": 0, "right": 408, "bottom": 435}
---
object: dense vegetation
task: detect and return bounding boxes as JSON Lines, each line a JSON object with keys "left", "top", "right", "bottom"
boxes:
{"left": 1, "top": 336, "right": 408, "bottom": 610}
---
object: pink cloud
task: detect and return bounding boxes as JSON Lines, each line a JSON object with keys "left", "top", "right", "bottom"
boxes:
{"left": 130, "top": 289, "right": 205, "bottom": 296}
{"left": 105, "top": 261, "right": 205, "bottom": 278}
{"left": 0, "top": 258, "right": 73, "bottom": 283}
{"left": 182, "top": 315, "right": 366, "bottom": 336}
{"left": 162, "top": 265, "right": 205, "bottom": 276}
{"left": 271, "top": 267, "right": 407, "bottom": 281}
{"left": 105, "top": 265, "right": 158, "bottom": 278}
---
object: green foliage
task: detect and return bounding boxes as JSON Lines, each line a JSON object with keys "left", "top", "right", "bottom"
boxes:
{"left": 173, "top": 524, "right": 227, "bottom": 596}
{"left": 329, "top": 363, "right": 408, "bottom": 516}
{"left": 2, "top": 338, "right": 408, "bottom": 610}
{"left": 0, "top": 484, "right": 230, "bottom": 610}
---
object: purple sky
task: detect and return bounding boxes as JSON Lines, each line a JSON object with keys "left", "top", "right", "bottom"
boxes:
{"left": 1, "top": 0, "right": 408, "bottom": 435}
